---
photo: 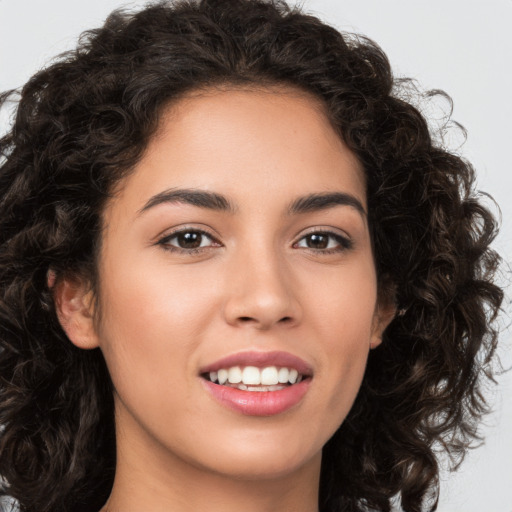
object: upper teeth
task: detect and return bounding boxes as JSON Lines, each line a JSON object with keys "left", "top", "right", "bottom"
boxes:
{"left": 209, "top": 366, "right": 301, "bottom": 386}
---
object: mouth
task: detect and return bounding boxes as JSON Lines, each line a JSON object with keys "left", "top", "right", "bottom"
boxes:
{"left": 199, "top": 351, "right": 313, "bottom": 415}
{"left": 201, "top": 365, "right": 307, "bottom": 392}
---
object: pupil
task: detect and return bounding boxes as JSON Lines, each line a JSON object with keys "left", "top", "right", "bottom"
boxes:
{"left": 178, "top": 232, "right": 202, "bottom": 248}
{"left": 307, "top": 233, "right": 328, "bottom": 249}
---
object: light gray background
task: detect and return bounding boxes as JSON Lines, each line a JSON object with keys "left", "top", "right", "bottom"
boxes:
{"left": 0, "top": 1, "right": 511, "bottom": 511}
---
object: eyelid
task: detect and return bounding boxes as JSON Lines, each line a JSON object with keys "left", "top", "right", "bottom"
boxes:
{"left": 156, "top": 225, "right": 222, "bottom": 252}
{"left": 154, "top": 224, "right": 352, "bottom": 254}
{"left": 293, "top": 226, "right": 353, "bottom": 251}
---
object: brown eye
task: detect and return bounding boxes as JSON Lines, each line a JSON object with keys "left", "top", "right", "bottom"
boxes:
{"left": 159, "top": 229, "right": 218, "bottom": 251}
{"left": 175, "top": 231, "right": 204, "bottom": 249}
{"left": 305, "top": 233, "right": 329, "bottom": 249}
{"left": 295, "top": 231, "right": 352, "bottom": 251}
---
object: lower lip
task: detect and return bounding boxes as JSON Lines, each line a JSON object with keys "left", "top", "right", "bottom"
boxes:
{"left": 201, "top": 378, "right": 311, "bottom": 416}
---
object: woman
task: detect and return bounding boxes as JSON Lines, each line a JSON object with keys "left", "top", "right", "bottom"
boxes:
{"left": 0, "top": 0, "right": 504, "bottom": 511}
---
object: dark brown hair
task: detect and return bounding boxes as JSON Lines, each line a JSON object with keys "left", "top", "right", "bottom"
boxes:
{"left": 0, "top": 1, "right": 503, "bottom": 511}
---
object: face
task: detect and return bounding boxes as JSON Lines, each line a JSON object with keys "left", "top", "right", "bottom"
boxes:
{"left": 65, "top": 87, "right": 392, "bottom": 481}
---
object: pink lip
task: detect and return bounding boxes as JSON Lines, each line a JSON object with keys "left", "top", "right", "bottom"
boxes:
{"left": 199, "top": 350, "right": 313, "bottom": 416}
{"left": 201, "top": 378, "right": 311, "bottom": 416}
{"left": 199, "top": 350, "right": 313, "bottom": 376}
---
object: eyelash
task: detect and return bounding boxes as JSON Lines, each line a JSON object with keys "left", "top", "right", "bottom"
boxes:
{"left": 157, "top": 228, "right": 220, "bottom": 254}
{"left": 156, "top": 228, "right": 353, "bottom": 254}
{"left": 293, "top": 229, "right": 353, "bottom": 253}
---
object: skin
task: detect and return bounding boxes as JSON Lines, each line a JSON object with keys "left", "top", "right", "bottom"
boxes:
{"left": 56, "top": 86, "right": 395, "bottom": 512}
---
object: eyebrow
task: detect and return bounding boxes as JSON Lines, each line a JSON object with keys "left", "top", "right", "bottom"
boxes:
{"left": 288, "top": 192, "right": 367, "bottom": 217}
{"left": 138, "top": 188, "right": 366, "bottom": 218}
{"left": 138, "top": 188, "right": 237, "bottom": 215}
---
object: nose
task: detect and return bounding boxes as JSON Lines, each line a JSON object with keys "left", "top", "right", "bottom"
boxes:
{"left": 222, "top": 247, "right": 302, "bottom": 330}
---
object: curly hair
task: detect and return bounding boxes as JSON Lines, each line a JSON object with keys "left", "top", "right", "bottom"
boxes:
{"left": 0, "top": 0, "right": 503, "bottom": 511}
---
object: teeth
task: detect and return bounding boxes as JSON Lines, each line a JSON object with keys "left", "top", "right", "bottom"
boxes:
{"left": 261, "top": 366, "right": 278, "bottom": 385}
{"left": 228, "top": 367, "right": 242, "bottom": 384}
{"left": 226, "top": 383, "right": 286, "bottom": 392}
{"left": 206, "top": 365, "right": 305, "bottom": 387}
{"left": 277, "top": 367, "right": 289, "bottom": 383}
{"left": 217, "top": 369, "right": 228, "bottom": 385}
{"left": 265, "top": 385, "right": 285, "bottom": 391}
{"left": 242, "top": 366, "right": 261, "bottom": 385}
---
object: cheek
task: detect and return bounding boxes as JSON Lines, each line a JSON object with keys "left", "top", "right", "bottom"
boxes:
{"left": 305, "top": 259, "right": 377, "bottom": 420}
{"left": 94, "top": 253, "right": 221, "bottom": 395}
{"left": 99, "top": 250, "right": 218, "bottom": 335}
{"left": 310, "top": 256, "right": 378, "bottom": 346}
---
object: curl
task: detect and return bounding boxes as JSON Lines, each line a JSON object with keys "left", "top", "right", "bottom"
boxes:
{"left": 0, "top": 1, "right": 504, "bottom": 511}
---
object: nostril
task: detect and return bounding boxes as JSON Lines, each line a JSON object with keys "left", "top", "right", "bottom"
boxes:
{"left": 236, "top": 315, "right": 292, "bottom": 325}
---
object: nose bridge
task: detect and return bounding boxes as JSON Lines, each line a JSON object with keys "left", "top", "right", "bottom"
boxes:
{"left": 223, "top": 236, "right": 300, "bottom": 329}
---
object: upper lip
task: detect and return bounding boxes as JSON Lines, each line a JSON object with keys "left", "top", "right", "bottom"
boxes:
{"left": 199, "top": 350, "right": 313, "bottom": 376}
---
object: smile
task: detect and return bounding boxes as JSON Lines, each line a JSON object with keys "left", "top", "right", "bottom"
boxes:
{"left": 199, "top": 351, "right": 313, "bottom": 415}
{"left": 204, "top": 365, "right": 304, "bottom": 392}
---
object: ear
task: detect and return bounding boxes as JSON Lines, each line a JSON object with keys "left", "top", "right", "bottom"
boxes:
{"left": 369, "top": 299, "right": 396, "bottom": 350}
{"left": 53, "top": 276, "right": 100, "bottom": 350}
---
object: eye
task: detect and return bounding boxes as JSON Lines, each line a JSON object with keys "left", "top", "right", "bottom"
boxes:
{"left": 158, "top": 229, "right": 220, "bottom": 251}
{"left": 294, "top": 231, "right": 352, "bottom": 252}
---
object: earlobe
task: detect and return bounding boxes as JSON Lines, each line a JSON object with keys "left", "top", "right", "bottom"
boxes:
{"left": 369, "top": 337, "right": 381, "bottom": 350}
{"left": 53, "top": 277, "right": 100, "bottom": 350}
{"left": 370, "top": 301, "right": 397, "bottom": 350}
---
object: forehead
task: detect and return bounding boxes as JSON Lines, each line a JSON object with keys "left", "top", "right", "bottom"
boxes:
{"left": 109, "top": 85, "right": 366, "bottom": 214}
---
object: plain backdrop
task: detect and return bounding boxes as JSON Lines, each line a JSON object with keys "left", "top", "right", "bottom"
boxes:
{"left": 0, "top": 1, "right": 511, "bottom": 511}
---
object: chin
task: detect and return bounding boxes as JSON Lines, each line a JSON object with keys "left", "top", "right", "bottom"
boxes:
{"left": 185, "top": 431, "right": 323, "bottom": 480}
